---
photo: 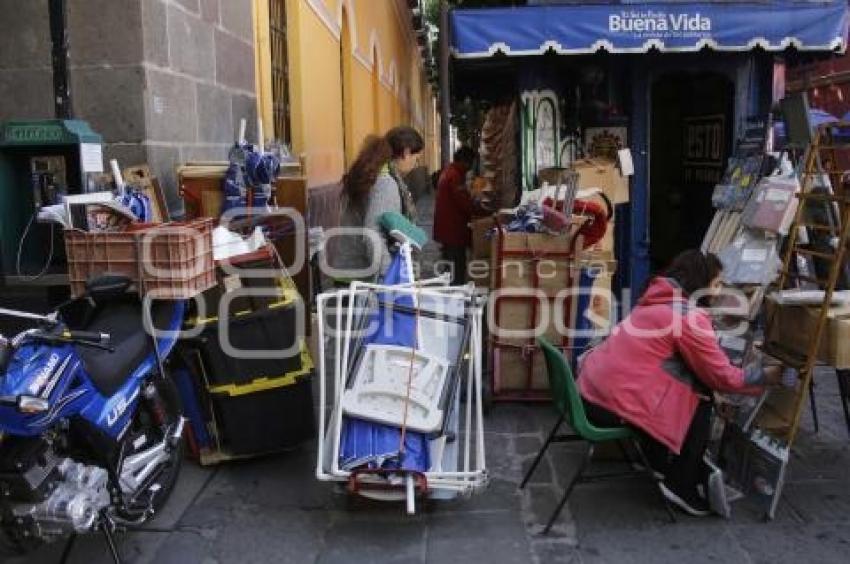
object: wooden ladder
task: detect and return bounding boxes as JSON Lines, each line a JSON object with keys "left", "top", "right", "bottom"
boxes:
{"left": 763, "top": 123, "right": 850, "bottom": 444}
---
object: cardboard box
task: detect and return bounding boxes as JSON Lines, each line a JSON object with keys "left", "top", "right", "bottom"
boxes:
{"left": 470, "top": 215, "right": 496, "bottom": 260}
{"left": 494, "top": 346, "right": 551, "bottom": 393}
{"left": 491, "top": 257, "right": 616, "bottom": 394}
{"left": 573, "top": 158, "right": 629, "bottom": 204}
{"left": 588, "top": 269, "right": 615, "bottom": 330}
{"left": 467, "top": 258, "right": 492, "bottom": 289}
{"left": 491, "top": 230, "right": 579, "bottom": 291}
{"left": 765, "top": 298, "right": 850, "bottom": 369}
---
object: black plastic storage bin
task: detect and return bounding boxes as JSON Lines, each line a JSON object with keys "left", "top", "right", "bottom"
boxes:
{"left": 209, "top": 374, "right": 315, "bottom": 455}
{"left": 188, "top": 302, "right": 302, "bottom": 387}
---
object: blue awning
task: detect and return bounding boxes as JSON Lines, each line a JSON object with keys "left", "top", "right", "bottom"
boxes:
{"left": 451, "top": 1, "right": 850, "bottom": 58}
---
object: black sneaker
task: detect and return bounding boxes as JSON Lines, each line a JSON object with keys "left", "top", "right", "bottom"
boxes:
{"left": 658, "top": 481, "right": 712, "bottom": 517}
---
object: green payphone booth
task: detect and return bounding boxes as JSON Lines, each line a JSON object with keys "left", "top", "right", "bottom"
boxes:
{"left": 0, "top": 119, "right": 103, "bottom": 282}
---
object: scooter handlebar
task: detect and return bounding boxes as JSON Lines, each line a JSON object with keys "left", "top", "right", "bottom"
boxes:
{"left": 64, "top": 330, "right": 111, "bottom": 346}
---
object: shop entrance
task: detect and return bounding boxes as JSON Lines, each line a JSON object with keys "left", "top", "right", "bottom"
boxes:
{"left": 649, "top": 72, "right": 734, "bottom": 271}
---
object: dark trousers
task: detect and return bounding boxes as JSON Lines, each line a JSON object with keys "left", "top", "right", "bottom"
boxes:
{"left": 440, "top": 245, "right": 468, "bottom": 285}
{"left": 584, "top": 399, "right": 712, "bottom": 494}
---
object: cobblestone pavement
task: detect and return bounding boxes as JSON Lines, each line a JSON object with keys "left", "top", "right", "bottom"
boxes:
{"left": 17, "top": 191, "right": 850, "bottom": 563}
{"left": 19, "top": 369, "right": 850, "bottom": 564}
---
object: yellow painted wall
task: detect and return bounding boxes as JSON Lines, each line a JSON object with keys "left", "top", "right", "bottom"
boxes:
{"left": 266, "top": 0, "right": 437, "bottom": 188}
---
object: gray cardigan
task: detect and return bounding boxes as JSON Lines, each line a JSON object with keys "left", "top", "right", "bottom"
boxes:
{"left": 331, "top": 173, "right": 401, "bottom": 279}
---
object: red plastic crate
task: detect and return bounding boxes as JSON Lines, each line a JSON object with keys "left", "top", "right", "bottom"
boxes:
{"left": 65, "top": 218, "right": 215, "bottom": 299}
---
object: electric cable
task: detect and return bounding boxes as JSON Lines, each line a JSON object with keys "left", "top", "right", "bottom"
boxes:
{"left": 15, "top": 213, "right": 55, "bottom": 281}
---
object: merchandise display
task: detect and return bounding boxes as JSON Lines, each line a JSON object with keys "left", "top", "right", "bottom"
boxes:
{"left": 741, "top": 175, "right": 800, "bottom": 235}
{"left": 718, "top": 230, "right": 781, "bottom": 285}
{"left": 712, "top": 155, "right": 764, "bottom": 210}
{"left": 481, "top": 101, "right": 520, "bottom": 208}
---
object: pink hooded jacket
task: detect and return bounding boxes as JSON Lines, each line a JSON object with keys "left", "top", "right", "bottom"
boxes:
{"left": 577, "top": 277, "right": 762, "bottom": 454}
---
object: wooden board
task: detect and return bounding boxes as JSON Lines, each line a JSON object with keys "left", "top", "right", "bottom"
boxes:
{"left": 273, "top": 176, "right": 310, "bottom": 307}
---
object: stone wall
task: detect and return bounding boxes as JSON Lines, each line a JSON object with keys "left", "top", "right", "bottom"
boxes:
{"left": 0, "top": 0, "right": 257, "bottom": 212}
{"left": 142, "top": 0, "right": 257, "bottom": 210}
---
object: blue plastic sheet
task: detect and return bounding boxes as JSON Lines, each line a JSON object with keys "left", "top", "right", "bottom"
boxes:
{"left": 339, "top": 245, "right": 430, "bottom": 473}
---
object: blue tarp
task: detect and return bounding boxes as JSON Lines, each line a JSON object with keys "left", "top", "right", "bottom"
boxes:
{"left": 339, "top": 245, "right": 431, "bottom": 473}
{"left": 451, "top": 1, "right": 849, "bottom": 58}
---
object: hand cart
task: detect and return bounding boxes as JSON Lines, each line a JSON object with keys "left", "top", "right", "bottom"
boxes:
{"left": 315, "top": 265, "right": 488, "bottom": 514}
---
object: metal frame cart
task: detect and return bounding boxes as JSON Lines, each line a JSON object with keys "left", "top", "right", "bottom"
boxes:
{"left": 489, "top": 216, "right": 589, "bottom": 401}
{"left": 315, "top": 274, "right": 488, "bottom": 514}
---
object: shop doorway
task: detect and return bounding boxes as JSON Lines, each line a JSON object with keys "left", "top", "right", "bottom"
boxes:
{"left": 649, "top": 72, "right": 734, "bottom": 271}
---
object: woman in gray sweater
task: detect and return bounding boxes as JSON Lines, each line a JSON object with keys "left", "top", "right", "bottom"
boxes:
{"left": 330, "top": 126, "right": 424, "bottom": 281}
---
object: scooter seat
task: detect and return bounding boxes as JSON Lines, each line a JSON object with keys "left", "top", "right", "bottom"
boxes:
{"left": 76, "top": 300, "right": 176, "bottom": 397}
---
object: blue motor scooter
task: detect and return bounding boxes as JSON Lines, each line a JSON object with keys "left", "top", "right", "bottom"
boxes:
{"left": 0, "top": 275, "right": 185, "bottom": 562}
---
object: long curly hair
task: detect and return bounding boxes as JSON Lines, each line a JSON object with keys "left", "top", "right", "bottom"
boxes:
{"left": 343, "top": 126, "right": 424, "bottom": 212}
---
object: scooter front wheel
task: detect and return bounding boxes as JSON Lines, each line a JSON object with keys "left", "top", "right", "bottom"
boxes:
{"left": 115, "top": 374, "right": 184, "bottom": 522}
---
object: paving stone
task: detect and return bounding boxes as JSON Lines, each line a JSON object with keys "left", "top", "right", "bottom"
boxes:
{"left": 486, "top": 404, "right": 550, "bottom": 434}
{"left": 521, "top": 453, "right": 554, "bottom": 486}
{"left": 484, "top": 432, "right": 521, "bottom": 482}
{"left": 215, "top": 29, "right": 255, "bottom": 92}
{"left": 726, "top": 494, "right": 804, "bottom": 525}
{"left": 426, "top": 510, "right": 533, "bottom": 564}
{"left": 522, "top": 484, "right": 577, "bottom": 541}
{"left": 578, "top": 525, "right": 750, "bottom": 564}
{"left": 786, "top": 445, "right": 850, "bottom": 482}
{"left": 167, "top": 3, "right": 215, "bottom": 81}
{"left": 730, "top": 522, "right": 850, "bottom": 564}
{"left": 318, "top": 515, "right": 427, "bottom": 564}
{"left": 569, "top": 481, "right": 676, "bottom": 535}
{"left": 781, "top": 481, "right": 850, "bottom": 523}
{"left": 160, "top": 509, "right": 327, "bottom": 564}
{"left": 22, "top": 530, "right": 171, "bottom": 564}
{"left": 530, "top": 540, "right": 582, "bottom": 564}
{"left": 179, "top": 447, "right": 332, "bottom": 524}
{"left": 546, "top": 445, "right": 593, "bottom": 491}
{"left": 516, "top": 435, "right": 544, "bottom": 458}
{"left": 141, "top": 461, "right": 214, "bottom": 530}
{"left": 436, "top": 478, "right": 523, "bottom": 514}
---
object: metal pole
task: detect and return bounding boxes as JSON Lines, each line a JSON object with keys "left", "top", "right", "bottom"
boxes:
{"left": 439, "top": 0, "right": 451, "bottom": 167}
{"left": 49, "top": 0, "right": 73, "bottom": 119}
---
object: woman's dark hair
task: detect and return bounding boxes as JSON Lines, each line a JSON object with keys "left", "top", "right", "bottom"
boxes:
{"left": 343, "top": 126, "right": 424, "bottom": 210}
{"left": 453, "top": 146, "right": 476, "bottom": 166}
{"left": 663, "top": 249, "right": 724, "bottom": 296}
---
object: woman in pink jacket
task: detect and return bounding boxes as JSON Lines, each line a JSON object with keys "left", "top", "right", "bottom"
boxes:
{"left": 578, "top": 250, "right": 781, "bottom": 516}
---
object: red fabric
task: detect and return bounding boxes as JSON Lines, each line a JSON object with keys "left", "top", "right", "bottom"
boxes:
{"left": 577, "top": 277, "right": 761, "bottom": 454}
{"left": 541, "top": 197, "right": 609, "bottom": 247}
{"left": 541, "top": 204, "right": 570, "bottom": 233}
{"left": 434, "top": 162, "right": 474, "bottom": 247}
{"left": 572, "top": 199, "right": 608, "bottom": 247}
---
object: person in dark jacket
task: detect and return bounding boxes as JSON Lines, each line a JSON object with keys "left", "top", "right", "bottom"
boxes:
{"left": 578, "top": 250, "right": 782, "bottom": 516}
{"left": 434, "top": 147, "right": 476, "bottom": 284}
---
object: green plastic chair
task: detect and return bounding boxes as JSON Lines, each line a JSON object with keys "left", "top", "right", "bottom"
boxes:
{"left": 520, "top": 337, "right": 675, "bottom": 533}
